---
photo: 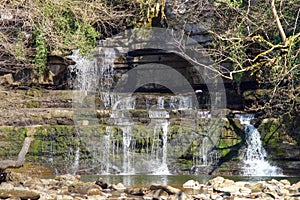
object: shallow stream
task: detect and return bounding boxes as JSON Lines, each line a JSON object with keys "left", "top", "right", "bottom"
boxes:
{"left": 80, "top": 174, "right": 300, "bottom": 188}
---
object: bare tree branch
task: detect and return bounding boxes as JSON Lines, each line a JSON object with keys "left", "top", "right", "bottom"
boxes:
{"left": 271, "top": 0, "right": 286, "bottom": 43}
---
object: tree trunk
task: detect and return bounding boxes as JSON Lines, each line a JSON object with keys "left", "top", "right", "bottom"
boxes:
{"left": 0, "top": 137, "right": 33, "bottom": 170}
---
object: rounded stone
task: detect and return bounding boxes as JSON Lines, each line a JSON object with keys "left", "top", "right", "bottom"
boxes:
{"left": 87, "top": 188, "right": 102, "bottom": 196}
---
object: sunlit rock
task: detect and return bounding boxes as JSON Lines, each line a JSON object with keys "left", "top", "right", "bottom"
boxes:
{"left": 182, "top": 180, "right": 201, "bottom": 190}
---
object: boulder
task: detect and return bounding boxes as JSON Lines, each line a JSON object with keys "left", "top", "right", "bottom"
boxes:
{"left": 56, "top": 194, "right": 73, "bottom": 200}
{"left": 24, "top": 177, "right": 43, "bottom": 188}
{"left": 96, "top": 177, "right": 109, "bottom": 189}
{"left": 251, "top": 182, "right": 265, "bottom": 193}
{"left": 207, "top": 176, "right": 225, "bottom": 186}
{"left": 152, "top": 189, "right": 169, "bottom": 200}
{"left": 0, "top": 182, "right": 14, "bottom": 189}
{"left": 279, "top": 188, "right": 289, "bottom": 196}
{"left": 109, "top": 182, "right": 126, "bottom": 191}
{"left": 126, "top": 188, "right": 145, "bottom": 196}
{"left": 6, "top": 172, "right": 28, "bottom": 186}
{"left": 239, "top": 186, "right": 252, "bottom": 195}
{"left": 279, "top": 179, "right": 291, "bottom": 186}
{"left": 150, "top": 184, "right": 181, "bottom": 195}
{"left": 176, "top": 191, "right": 188, "bottom": 200}
{"left": 293, "top": 181, "right": 300, "bottom": 189}
{"left": 192, "top": 193, "right": 209, "bottom": 199}
{"left": 213, "top": 179, "right": 239, "bottom": 193}
{"left": 55, "top": 174, "right": 80, "bottom": 182}
{"left": 87, "top": 195, "right": 107, "bottom": 200}
{"left": 0, "top": 187, "right": 40, "bottom": 200}
{"left": 87, "top": 188, "right": 102, "bottom": 196}
{"left": 183, "top": 180, "right": 201, "bottom": 190}
{"left": 68, "top": 181, "right": 100, "bottom": 194}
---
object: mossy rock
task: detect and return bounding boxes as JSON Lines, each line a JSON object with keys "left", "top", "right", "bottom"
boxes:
{"left": 0, "top": 127, "right": 27, "bottom": 159}
{"left": 258, "top": 118, "right": 282, "bottom": 147}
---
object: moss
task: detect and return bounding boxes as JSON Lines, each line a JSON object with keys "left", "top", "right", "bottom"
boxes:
{"left": 28, "top": 126, "right": 77, "bottom": 160}
{"left": 30, "top": 139, "right": 42, "bottom": 155}
{"left": 0, "top": 127, "right": 27, "bottom": 159}
{"left": 258, "top": 119, "right": 281, "bottom": 147}
{"left": 217, "top": 138, "right": 239, "bottom": 157}
{"left": 26, "top": 101, "right": 40, "bottom": 108}
{"left": 177, "top": 158, "right": 193, "bottom": 170}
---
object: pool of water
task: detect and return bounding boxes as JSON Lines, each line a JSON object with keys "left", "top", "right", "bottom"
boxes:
{"left": 81, "top": 174, "right": 300, "bottom": 188}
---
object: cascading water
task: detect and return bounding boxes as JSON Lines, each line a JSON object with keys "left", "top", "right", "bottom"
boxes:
{"left": 236, "top": 114, "right": 283, "bottom": 176}
{"left": 70, "top": 48, "right": 116, "bottom": 174}
{"left": 72, "top": 140, "right": 80, "bottom": 175}
{"left": 149, "top": 108, "right": 170, "bottom": 175}
{"left": 178, "top": 95, "right": 193, "bottom": 110}
{"left": 102, "top": 126, "right": 111, "bottom": 174}
{"left": 121, "top": 126, "right": 133, "bottom": 174}
{"left": 201, "top": 137, "right": 208, "bottom": 166}
{"left": 111, "top": 96, "right": 136, "bottom": 174}
{"left": 70, "top": 48, "right": 218, "bottom": 175}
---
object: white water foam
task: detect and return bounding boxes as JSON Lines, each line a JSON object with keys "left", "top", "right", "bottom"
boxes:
{"left": 236, "top": 114, "right": 283, "bottom": 176}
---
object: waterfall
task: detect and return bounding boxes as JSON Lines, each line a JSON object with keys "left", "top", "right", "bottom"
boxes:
{"left": 198, "top": 111, "right": 211, "bottom": 118}
{"left": 236, "top": 114, "right": 283, "bottom": 176}
{"left": 202, "top": 137, "right": 208, "bottom": 166}
{"left": 111, "top": 96, "right": 136, "bottom": 174}
{"left": 149, "top": 110, "right": 170, "bottom": 175}
{"left": 157, "top": 96, "right": 164, "bottom": 109}
{"left": 69, "top": 48, "right": 222, "bottom": 175}
{"left": 121, "top": 126, "right": 133, "bottom": 174}
{"left": 169, "top": 96, "right": 177, "bottom": 109}
{"left": 70, "top": 48, "right": 116, "bottom": 174}
{"left": 98, "top": 47, "right": 115, "bottom": 92}
{"left": 102, "top": 126, "right": 111, "bottom": 174}
{"left": 72, "top": 139, "right": 80, "bottom": 175}
{"left": 192, "top": 136, "right": 212, "bottom": 167}
{"left": 178, "top": 95, "right": 193, "bottom": 110}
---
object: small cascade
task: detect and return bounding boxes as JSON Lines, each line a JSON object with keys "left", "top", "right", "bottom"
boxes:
{"left": 69, "top": 50, "right": 99, "bottom": 91}
{"left": 121, "top": 126, "right": 133, "bottom": 174}
{"left": 102, "top": 126, "right": 111, "bottom": 174}
{"left": 98, "top": 47, "right": 116, "bottom": 91}
{"left": 157, "top": 96, "right": 164, "bottom": 109}
{"left": 202, "top": 137, "right": 209, "bottom": 166}
{"left": 192, "top": 136, "right": 213, "bottom": 167}
{"left": 72, "top": 140, "right": 80, "bottom": 175}
{"left": 110, "top": 96, "right": 136, "bottom": 126}
{"left": 100, "top": 92, "right": 120, "bottom": 108}
{"left": 149, "top": 109, "right": 170, "bottom": 174}
{"left": 178, "top": 95, "right": 193, "bottom": 110}
{"left": 169, "top": 96, "right": 177, "bottom": 109}
{"left": 198, "top": 111, "right": 211, "bottom": 118}
{"left": 168, "top": 95, "right": 193, "bottom": 110}
{"left": 111, "top": 96, "right": 136, "bottom": 174}
{"left": 236, "top": 114, "right": 283, "bottom": 176}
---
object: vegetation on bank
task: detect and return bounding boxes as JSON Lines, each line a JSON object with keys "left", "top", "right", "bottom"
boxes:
{"left": 0, "top": 0, "right": 165, "bottom": 73}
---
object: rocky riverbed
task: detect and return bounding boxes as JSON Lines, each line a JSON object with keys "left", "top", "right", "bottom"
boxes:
{"left": 0, "top": 172, "right": 300, "bottom": 199}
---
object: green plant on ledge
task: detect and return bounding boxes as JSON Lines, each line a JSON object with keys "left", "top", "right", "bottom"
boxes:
{"left": 34, "top": 31, "right": 48, "bottom": 75}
